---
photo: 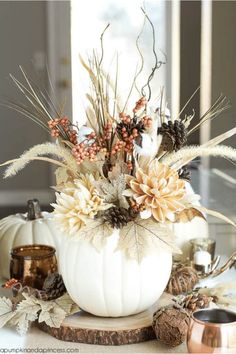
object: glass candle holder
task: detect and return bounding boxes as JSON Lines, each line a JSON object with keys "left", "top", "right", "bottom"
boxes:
{"left": 189, "top": 238, "right": 216, "bottom": 264}
{"left": 10, "top": 244, "right": 58, "bottom": 289}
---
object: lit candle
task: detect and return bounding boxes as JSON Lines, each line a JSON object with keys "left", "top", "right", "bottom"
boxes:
{"left": 194, "top": 250, "right": 211, "bottom": 266}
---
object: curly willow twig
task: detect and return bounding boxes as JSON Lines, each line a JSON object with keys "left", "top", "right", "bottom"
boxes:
{"left": 140, "top": 7, "right": 166, "bottom": 101}
{"left": 99, "top": 23, "right": 110, "bottom": 67}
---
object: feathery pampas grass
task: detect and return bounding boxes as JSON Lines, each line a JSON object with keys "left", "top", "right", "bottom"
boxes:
{"left": 162, "top": 145, "right": 236, "bottom": 170}
{"left": 1, "top": 143, "right": 78, "bottom": 178}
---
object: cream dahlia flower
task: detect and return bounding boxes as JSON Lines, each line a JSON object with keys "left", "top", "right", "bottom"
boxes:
{"left": 124, "top": 160, "right": 186, "bottom": 223}
{"left": 52, "top": 176, "right": 110, "bottom": 235}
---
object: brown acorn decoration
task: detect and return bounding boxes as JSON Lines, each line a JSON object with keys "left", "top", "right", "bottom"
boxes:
{"left": 166, "top": 264, "right": 198, "bottom": 295}
{"left": 153, "top": 305, "right": 190, "bottom": 347}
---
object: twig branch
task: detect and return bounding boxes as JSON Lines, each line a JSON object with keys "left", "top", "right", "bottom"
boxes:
{"left": 99, "top": 23, "right": 110, "bottom": 66}
{"left": 140, "top": 7, "right": 166, "bottom": 101}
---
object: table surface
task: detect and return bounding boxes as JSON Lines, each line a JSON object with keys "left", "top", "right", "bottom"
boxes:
{"left": 0, "top": 168, "right": 235, "bottom": 353}
{"left": 0, "top": 262, "right": 235, "bottom": 354}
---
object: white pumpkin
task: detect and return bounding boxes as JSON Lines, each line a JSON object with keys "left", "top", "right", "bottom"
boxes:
{"left": 60, "top": 229, "right": 172, "bottom": 317}
{"left": 173, "top": 182, "right": 209, "bottom": 262}
{"left": 0, "top": 200, "right": 61, "bottom": 279}
{"left": 173, "top": 217, "right": 208, "bottom": 262}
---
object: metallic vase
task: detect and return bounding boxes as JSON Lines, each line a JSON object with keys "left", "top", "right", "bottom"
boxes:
{"left": 10, "top": 244, "right": 58, "bottom": 289}
{"left": 187, "top": 308, "right": 236, "bottom": 353}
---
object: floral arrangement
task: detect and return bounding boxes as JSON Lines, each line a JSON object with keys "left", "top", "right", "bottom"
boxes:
{"left": 1, "top": 13, "right": 236, "bottom": 261}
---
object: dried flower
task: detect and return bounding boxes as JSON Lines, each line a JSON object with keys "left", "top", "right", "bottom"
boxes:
{"left": 52, "top": 176, "right": 110, "bottom": 235}
{"left": 124, "top": 160, "right": 186, "bottom": 222}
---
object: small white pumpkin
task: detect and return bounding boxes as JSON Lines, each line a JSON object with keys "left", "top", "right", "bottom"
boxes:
{"left": 60, "top": 229, "right": 172, "bottom": 317}
{"left": 0, "top": 200, "right": 61, "bottom": 279}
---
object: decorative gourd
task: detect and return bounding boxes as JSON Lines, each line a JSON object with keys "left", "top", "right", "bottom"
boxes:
{"left": 59, "top": 229, "right": 172, "bottom": 317}
{"left": 0, "top": 199, "right": 61, "bottom": 279}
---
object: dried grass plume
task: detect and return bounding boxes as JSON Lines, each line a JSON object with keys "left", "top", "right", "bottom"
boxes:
{"left": 2, "top": 143, "right": 78, "bottom": 178}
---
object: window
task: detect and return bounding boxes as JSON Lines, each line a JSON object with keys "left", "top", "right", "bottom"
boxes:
{"left": 70, "top": 0, "right": 176, "bottom": 123}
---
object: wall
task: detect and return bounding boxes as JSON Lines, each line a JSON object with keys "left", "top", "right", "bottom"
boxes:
{"left": 180, "top": 0, "right": 201, "bottom": 145}
{"left": 0, "top": 1, "right": 53, "bottom": 206}
{"left": 211, "top": 0, "right": 236, "bottom": 169}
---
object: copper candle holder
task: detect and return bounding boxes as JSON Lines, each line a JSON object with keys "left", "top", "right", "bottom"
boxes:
{"left": 10, "top": 244, "right": 58, "bottom": 289}
{"left": 187, "top": 308, "right": 236, "bottom": 353}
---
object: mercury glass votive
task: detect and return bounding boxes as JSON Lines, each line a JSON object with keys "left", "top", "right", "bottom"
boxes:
{"left": 10, "top": 244, "right": 58, "bottom": 289}
{"left": 189, "top": 238, "right": 216, "bottom": 263}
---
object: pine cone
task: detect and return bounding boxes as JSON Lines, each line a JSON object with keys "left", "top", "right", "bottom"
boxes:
{"left": 178, "top": 166, "right": 191, "bottom": 182}
{"left": 42, "top": 273, "right": 66, "bottom": 300}
{"left": 153, "top": 305, "right": 190, "bottom": 347}
{"left": 100, "top": 207, "right": 136, "bottom": 229}
{"left": 158, "top": 120, "right": 187, "bottom": 152}
{"left": 166, "top": 264, "right": 198, "bottom": 295}
{"left": 178, "top": 293, "right": 213, "bottom": 312}
{"left": 116, "top": 121, "right": 145, "bottom": 139}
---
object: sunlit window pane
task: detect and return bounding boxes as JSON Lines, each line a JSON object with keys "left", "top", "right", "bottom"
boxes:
{"left": 71, "top": 0, "right": 169, "bottom": 124}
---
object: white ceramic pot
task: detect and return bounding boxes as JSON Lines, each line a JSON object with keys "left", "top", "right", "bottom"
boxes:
{"left": 0, "top": 200, "right": 61, "bottom": 279}
{"left": 60, "top": 229, "right": 172, "bottom": 317}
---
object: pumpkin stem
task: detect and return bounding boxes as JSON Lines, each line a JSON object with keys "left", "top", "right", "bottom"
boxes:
{"left": 27, "top": 199, "right": 43, "bottom": 220}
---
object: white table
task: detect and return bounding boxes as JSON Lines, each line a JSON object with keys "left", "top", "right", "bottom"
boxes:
{"left": 0, "top": 260, "right": 235, "bottom": 354}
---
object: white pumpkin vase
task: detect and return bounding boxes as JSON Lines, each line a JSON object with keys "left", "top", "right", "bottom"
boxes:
{"left": 0, "top": 199, "right": 61, "bottom": 279}
{"left": 60, "top": 229, "right": 172, "bottom": 317}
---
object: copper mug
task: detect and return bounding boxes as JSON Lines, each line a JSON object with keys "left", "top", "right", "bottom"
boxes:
{"left": 10, "top": 244, "right": 58, "bottom": 289}
{"left": 187, "top": 308, "right": 236, "bottom": 353}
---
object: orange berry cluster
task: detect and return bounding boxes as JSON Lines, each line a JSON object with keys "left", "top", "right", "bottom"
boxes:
{"left": 103, "top": 123, "right": 112, "bottom": 141}
{"left": 111, "top": 140, "right": 125, "bottom": 155}
{"left": 68, "top": 129, "right": 78, "bottom": 145}
{"left": 48, "top": 117, "right": 69, "bottom": 137}
{"left": 130, "top": 200, "right": 146, "bottom": 213}
{"left": 97, "top": 123, "right": 114, "bottom": 152}
{"left": 119, "top": 112, "right": 131, "bottom": 124}
{"left": 126, "top": 160, "right": 133, "bottom": 171}
{"left": 117, "top": 112, "right": 148, "bottom": 154}
{"left": 48, "top": 117, "right": 78, "bottom": 144}
{"left": 133, "top": 96, "right": 147, "bottom": 113}
{"left": 3, "top": 278, "right": 19, "bottom": 289}
{"left": 72, "top": 133, "right": 102, "bottom": 165}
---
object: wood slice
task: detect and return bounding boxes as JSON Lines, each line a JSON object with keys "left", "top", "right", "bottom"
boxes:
{"left": 38, "top": 293, "right": 173, "bottom": 346}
